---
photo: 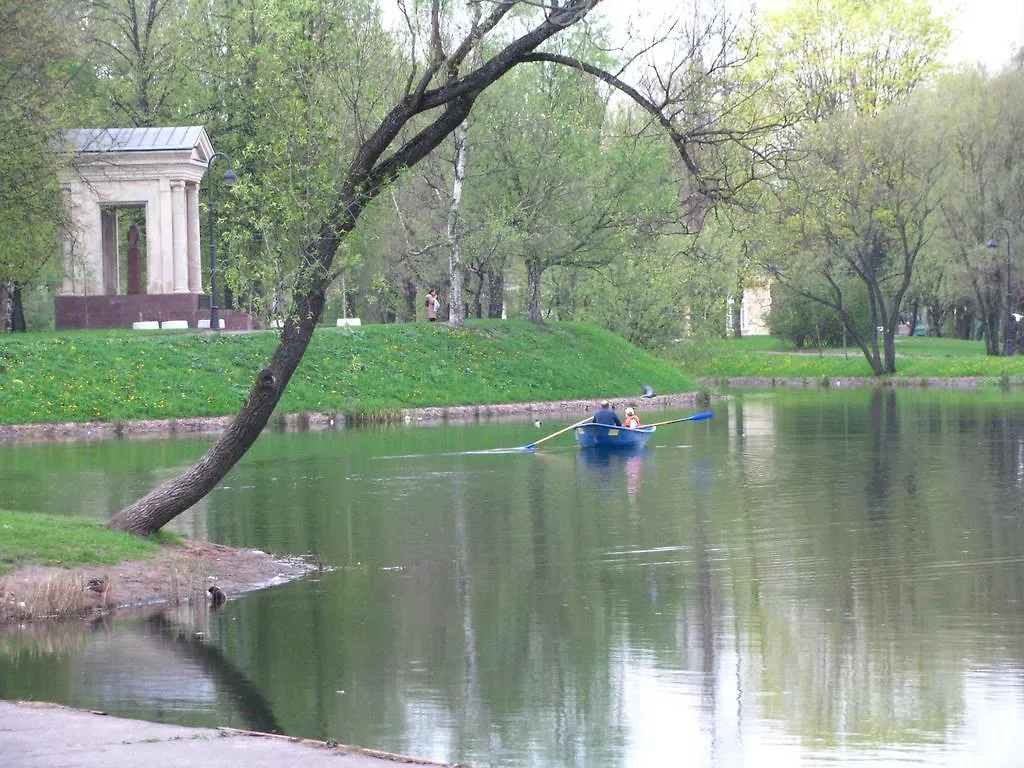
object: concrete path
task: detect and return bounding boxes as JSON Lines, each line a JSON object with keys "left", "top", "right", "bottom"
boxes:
{"left": 0, "top": 700, "right": 460, "bottom": 768}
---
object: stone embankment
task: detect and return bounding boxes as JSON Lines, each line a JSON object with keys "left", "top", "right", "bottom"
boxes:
{"left": 697, "top": 375, "right": 1021, "bottom": 389}
{"left": 0, "top": 391, "right": 710, "bottom": 443}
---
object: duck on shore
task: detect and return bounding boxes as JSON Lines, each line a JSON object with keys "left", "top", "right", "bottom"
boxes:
{"left": 208, "top": 585, "right": 226, "bottom": 608}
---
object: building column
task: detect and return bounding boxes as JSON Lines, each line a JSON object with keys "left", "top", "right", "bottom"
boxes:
{"left": 101, "top": 208, "right": 119, "bottom": 295}
{"left": 158, "top": 177, "right": 174, "bottom": 293}
{"left": 82, "top": 203, "right": 103, "bottom": 295}
{"left": 171, "top": 180, "right": 189, "bottom": 292}
{"left": 186, "top": 181, "right": 202, "bottom": 292}
{"left": 60, "top": 188, "right": 77, "bottom": 294}
{"left": 146, "top": 195, "right": 163, "bottom": 294}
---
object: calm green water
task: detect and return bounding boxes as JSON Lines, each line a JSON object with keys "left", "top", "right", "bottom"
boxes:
{"left": 2, "top": 390, "right": 1024, "bottom": 767}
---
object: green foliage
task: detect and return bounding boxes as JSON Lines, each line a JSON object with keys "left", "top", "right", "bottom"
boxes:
{"left": 0, "top": 0, "right": 72, "bottom": 302}
{"left": 0, "top": 509, "right": 164, "bottom": 575}
{"left": 768, "top": 279, "right": 871, "bottom": 348}
{"left": 0, "top": 323, "right": 697, "bottom": 425}
{"left": 759, "top": 0, "right": 952, "bottom": 117}
{"left": 171, "top": 0, "right": 397, "bottom": 319}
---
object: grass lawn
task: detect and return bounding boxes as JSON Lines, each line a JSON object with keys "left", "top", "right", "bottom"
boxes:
{"left": 0, "top": 321, "right": 697, "bottom": 425}
{"left": 673, "top": 335, "right": 1023, "bottom": 379}
{"left": 0, "top": 510, "right": 169, "bottom": 576}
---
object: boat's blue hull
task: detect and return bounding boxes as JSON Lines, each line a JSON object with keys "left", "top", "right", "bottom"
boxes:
{"left": 574, "top": 422, "right": 655, "bottom": 449}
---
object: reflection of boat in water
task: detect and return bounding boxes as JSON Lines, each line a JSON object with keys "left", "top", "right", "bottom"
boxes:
{"left": 576, "top": 443, "right": 649, "bottom": 506}
{"left": 574, "top": 423, "right": 655, "bottom": 450}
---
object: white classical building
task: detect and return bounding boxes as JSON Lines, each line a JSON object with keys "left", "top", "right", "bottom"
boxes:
{"left": 56, "top": 126, "right": 253, "bottom": 330}
{"left": 728, "top": 284, "right": 772, "bottom": 335}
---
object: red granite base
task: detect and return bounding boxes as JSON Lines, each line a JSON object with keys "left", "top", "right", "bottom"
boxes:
{"left": 54, "top": 294, "right": 260, "bottom": 331}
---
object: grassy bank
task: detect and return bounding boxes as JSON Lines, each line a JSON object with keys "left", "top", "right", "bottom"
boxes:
{"left": 0, "top": 510, "right": 165, "bottom": 577}
{"left": 0, "top": 321, "right": 698, "bottom": 426}
{"left": 671, "top": 335, "right": 1024, "bottom": 380}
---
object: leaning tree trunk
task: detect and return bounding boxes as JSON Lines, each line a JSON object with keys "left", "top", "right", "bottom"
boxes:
{"left": 104, "top": 0, "right": 758, "bottom": 534}
{"left": 107, "top": 309, "right": 323, "bottom": 534}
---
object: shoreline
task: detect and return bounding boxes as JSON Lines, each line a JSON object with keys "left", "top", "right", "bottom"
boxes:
{"left": 0, "top": 699, "right": 459, "bottom": 767}
{"left": 696, "top": 375, "right": 1021, "bottom": 389}
{"left": 2, "top": 376, "right": 1021, "bottom": 444}
{"left": 0, "top": 391, "right": 710, "bottom": 444}
{"left": 0, "top": 392, "right": 708, "bottom": 621}
{"left": 1, "top": 539, "right": 316, "bottom": 623}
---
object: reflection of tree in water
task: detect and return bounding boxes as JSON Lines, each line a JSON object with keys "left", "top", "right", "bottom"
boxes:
{"left": 144, "top": 609, "right": 283, "bottom": 734}
{"left": 866, "top": 388, "right": 900, "bottom": 522}
{"left": 727, "top": 394, "right": 1024, "bottom": 749}
{"left": 518, "top": 455, "right": 627, "bottom": 764}
{"left": 0, "top": 606, "right": 283, "bottom": 735}
{"left": 691, "top": 458, "right": 719, "bottom": 757}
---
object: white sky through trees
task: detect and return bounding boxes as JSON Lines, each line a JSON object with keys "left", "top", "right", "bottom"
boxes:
{"left": 603, "top": 0, "right": 1024, "bottom": 71}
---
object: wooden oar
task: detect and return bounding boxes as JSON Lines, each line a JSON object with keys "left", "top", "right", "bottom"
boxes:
{"left": 642, "top": 410, "right": 715, "bottom": 429}
{"left": 523, "top": 417, "right": 593, "bottom": 451}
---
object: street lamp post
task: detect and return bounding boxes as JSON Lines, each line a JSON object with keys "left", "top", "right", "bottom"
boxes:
{"left": 987, "top": 227, "right": 1014, "bottom": 356}
{"left": 206, "top": 152, "right": 237, "bottom": 331}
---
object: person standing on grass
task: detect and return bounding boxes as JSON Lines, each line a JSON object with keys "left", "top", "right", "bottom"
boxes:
{"left": 426, "top": 289, "right": 439, "bottom": 322}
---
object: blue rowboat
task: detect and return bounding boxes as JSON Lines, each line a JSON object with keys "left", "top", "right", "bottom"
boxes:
{"left": 574, "top": 422, "right": 656, "bottom": 450}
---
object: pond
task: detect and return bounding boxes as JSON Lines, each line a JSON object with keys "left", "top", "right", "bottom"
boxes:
{"left": 2, "top": 389, "right": 1024, "bottom": 767}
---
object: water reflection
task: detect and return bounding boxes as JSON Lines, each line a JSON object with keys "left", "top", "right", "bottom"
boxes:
{"left": 3, "top": 391, "right": 1024, "bottom": 766}
{"left": 0, "top": 604, "right": 281, "bottom": 733}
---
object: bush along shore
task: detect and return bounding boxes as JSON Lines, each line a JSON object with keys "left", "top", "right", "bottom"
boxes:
{"left": 0, "top": 321, "right": 699, "bottom": 432}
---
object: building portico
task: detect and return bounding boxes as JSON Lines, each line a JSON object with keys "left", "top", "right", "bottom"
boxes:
{"left": 55, "top": 126, "right": 254, "bottom": 330}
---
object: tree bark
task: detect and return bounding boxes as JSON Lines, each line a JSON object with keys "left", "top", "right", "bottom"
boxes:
{"left": 11, "top": 284, "right": 26, "bottom": 332}
{"left": 447, "top": 119, "right": 469, "bottom": 327}
{"left": 487, "top": 269, "right": 504, "bottom": 318}
{"left": 730, "top": 294, "right": 742, "bottom": 338}
{"left": 0, "top": 281, "right": 8, "bottom": 333}
{"left": 525, "top": 257, "right": 542, "bottom": 322}
{"left": 108, "top": 317, "right": 319, "bottom": 533}
{"left": 402, "top": 278, "right": 417, "bottom": 322}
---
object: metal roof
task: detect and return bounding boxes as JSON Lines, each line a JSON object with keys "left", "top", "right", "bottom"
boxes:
{"left": 65, "top": 126, "right": 208, "bottom": 153}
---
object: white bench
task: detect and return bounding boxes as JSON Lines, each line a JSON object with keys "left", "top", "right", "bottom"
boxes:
{"left": 197, "top": 318, "right": 224, "bottom": 329}
{"left": 161, "top": 320, "right": 189, "bottom": 330}
{"left": 336, "top": 317, "right": 362, "bottom": 327}
{"left": 132, "top": 321, "right": 160, "bottom": 330}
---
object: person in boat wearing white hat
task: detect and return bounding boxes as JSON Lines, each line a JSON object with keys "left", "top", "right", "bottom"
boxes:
{"left": 623, "top": 406, "right": 640, "bottom": 429}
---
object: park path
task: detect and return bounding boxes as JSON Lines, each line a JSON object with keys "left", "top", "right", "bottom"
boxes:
{"left": 0, "top": 700, "right": 462, "bottom": 768}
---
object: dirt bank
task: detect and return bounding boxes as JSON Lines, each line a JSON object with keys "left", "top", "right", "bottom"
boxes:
{"left": 1, "top": 539, "right": 315, "bottom": 622}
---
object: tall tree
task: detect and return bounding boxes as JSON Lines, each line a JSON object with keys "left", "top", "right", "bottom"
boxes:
{"left": 766, "top": 104, "right": 945, "bottom": 374}
{"left": 82, "top": 0, "right": 184, "bottom": 126}
{"left": 932, "top": 69, "right": 1024, "bottom": 354}
{"left": 752, "top": 0, "right": 952, "bottom": 372}
{"left": 108, "top": 0, "right": 777, "bottom": 534}
{"left": 0, "top": 0, "right": 75, "bottom": 332}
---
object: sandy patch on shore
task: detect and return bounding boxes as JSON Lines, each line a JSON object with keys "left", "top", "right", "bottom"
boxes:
{"left": 1, "top": 539, "right": 314, "bottom": 622}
